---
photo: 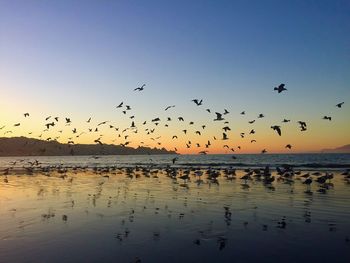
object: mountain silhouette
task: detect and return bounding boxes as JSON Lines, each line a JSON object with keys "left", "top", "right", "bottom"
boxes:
{"left": 0, "top": 137, "right": 176, "bottom": 156}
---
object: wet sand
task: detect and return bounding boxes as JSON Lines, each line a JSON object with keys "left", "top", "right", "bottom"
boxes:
{"left": 1, "top": 168, "right": 350, "bottom": 263}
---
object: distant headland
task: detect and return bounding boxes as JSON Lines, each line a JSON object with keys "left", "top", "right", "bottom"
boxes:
{"left": 321, "top": 144, "right": 350, "bottom": 153}
{"left": 0, "top": 137, "right": 176, "bottom": 156}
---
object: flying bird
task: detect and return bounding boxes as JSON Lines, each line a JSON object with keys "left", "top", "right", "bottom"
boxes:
{"left": 192, "top": 99, "right": 203, "bottom": 106}
{"left": 285, "top": 144, "right": 292, "bottom": 149}
{"left": 214, "top": 112, "right": 224, "bottom": 121}
{"left": 98, "top": 121, "right": 108, "bottom": 126}
{"left": 271, "top": 125, "right": 282, "bottom": 136}
{"left": 274, "top": 83, "right": 287, "bottom": 93}
{"left": 336, "top": 102, "right": 344, "bottom": 108}
{"left": 323, "top": 116, "right": 332, "bottom": 121}
{"left": 24, "top": 113, "right": 30, "bottom": 117}
{"left": 134, "top": 84, "right": 145, "bottom": 91}
{"left": 116, "top": 102, "right": 123, "bottom": 108}
{"left": 165, "top": 105, "right": 175, "bottom": 111}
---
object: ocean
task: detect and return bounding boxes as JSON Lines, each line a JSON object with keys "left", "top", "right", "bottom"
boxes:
{"left": 0, "top": 153, "right": 349, "bottom": 170}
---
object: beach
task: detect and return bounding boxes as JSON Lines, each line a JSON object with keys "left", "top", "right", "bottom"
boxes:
{"left": 1, "top": 155, "right": 350, "bottom": 263}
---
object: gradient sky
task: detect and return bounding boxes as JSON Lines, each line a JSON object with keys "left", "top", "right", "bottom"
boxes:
{"left": 0, "top": 0, "right": 349, "bottom": 154}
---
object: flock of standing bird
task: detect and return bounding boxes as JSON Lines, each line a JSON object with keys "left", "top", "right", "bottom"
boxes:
{"left": 0, "top": 83, "right": 346, "bottom": 154}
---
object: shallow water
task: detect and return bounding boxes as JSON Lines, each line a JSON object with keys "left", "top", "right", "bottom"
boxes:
{"left": 1, "top": 168, "right": 350, "bottom": 263}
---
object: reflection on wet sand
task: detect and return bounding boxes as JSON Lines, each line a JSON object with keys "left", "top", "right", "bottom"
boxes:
{"left": 1, "top": 166, "right": 350, "bottom": 262}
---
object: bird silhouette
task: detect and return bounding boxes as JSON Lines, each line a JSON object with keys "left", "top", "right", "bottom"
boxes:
{"left": 134, "top": 84, "right": 145, "bottom": 91}
{"left": 274, "top": 83, "right": 287, "bottom": 93}
{"left": 285, "top": 144, "right": 292, "bottom": 149}
{"left": 192, "top": 99, "right": 203, "bottom": 106}
{"left": 336, "top": 102, "right": 344, "bottom": 108}
{"left": 24, "top": 113, "right": 30, "bottom": 117}
{"left": 165, "top": 105, "right": 175, "bottom": 111}
{"left": 214, "top": 112, "right": 224, "bottom": 121}
{"left": 98, "top": 121, "right": 108, "bottom": 126}
{"left": 323, "top": 116, "right": 332, "bottom": 121}
{"left": 271, "top": 125, "right": 282, "bottom": 136}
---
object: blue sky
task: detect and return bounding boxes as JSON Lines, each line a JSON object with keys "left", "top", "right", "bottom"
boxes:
{"left": 0, "top": 0, "right": 349, "bottom": 152}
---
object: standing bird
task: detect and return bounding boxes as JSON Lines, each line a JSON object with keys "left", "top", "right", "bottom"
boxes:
{"left": 274, "top": 83, "right": 287, "bottom": 93}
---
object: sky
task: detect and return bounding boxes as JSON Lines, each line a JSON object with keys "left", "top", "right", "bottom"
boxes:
{"left": 0, "top": 0, "right": 349, "bottom": 154}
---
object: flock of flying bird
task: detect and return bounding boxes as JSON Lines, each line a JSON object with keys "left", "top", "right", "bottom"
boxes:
{"left": 0, "top": 83, "right": 346, "bottom": 154}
